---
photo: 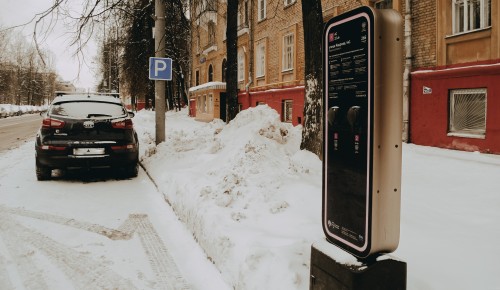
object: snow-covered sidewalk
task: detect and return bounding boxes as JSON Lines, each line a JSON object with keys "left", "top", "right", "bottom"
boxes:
{"left": 135, "top": 107, "right": 500, "bottom": 290}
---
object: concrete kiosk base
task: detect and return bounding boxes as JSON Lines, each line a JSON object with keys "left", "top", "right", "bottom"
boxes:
{"left": 310, "top": 241, "right": 406, "bottom": 290}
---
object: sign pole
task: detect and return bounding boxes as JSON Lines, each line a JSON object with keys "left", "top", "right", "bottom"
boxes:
{"left": 154, "top": 0, "right": 166, "bottom": 145}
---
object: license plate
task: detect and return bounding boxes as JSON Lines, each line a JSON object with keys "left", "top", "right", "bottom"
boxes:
{"left": 73, "top": 148, "right": 105, "bottom": 155}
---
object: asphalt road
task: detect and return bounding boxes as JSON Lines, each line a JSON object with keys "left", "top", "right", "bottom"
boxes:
{"left": 0, "top": 114, "right": 41, "bottom": 152}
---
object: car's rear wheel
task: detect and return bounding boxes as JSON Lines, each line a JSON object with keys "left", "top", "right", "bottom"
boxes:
{"left": 123, "top": 163, "right": 138, "bottom": 178}
{"left": 36, "top": 163, "right": 52, "bottom": 181}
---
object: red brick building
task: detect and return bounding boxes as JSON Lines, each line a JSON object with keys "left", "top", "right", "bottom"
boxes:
{"left": 188, "top": 0, "right": 402, "bottom": 126}
{"left": 409, "top": 0, "right": 500, "bottom": 153}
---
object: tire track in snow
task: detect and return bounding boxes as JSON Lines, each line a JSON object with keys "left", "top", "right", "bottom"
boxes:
{"left": 0, "top": 254, "right": 15, "bottom": 290}
{"left": 0, "top": 213, "right": 50, "bottom": 290}
{"left": 1, "top": 206, "right": 191, "bottom": 290}
{"left": 0, "top": 205, "right": 130, "bottom": 240}
{"left": 131, "top": 214, "right": 190, "bottom": 290}
{"left": 0, "top": 212, "right": 136, "bottom": 290}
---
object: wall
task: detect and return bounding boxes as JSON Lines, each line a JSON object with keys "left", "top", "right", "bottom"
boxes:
{"left": 238, "top": 85, "right": 305, "bottom": 126}
{"left": 410, "top": 62, "right": 500, "bottom": 154}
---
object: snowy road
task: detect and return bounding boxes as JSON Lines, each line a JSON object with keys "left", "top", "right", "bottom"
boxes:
{"left": 0, "top": 141, "right": 230, "bottom": 290}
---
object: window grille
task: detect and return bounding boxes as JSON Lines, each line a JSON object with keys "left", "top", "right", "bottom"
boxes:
{"left": 283, "top": 100, "right": 293, "bottom": 122}
{"left": 449, "top": 88, "right": 486, "bottom": 137}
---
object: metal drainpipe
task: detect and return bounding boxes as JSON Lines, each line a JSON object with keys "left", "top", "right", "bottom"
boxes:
{"left": 402, "top": 0, "right": 412, "bottom": 142}
{"left": 246, "top": 0, "right": 254, "bottom": 94}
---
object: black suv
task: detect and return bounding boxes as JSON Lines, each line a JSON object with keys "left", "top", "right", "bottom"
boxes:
{"left": 35, "top": 94, "right": 139, "bottom": 180}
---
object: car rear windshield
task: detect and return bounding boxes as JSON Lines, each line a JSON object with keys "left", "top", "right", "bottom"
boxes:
{"left": 50, "top": 101, "right": 127, "bottom": 118}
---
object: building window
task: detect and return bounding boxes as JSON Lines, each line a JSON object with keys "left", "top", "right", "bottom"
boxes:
{"left": 195, "top": 70, "right": 200, "bottom": 86}
{"left": 449, "top": 88, "right": 486, "bottom": 137}
{"left": 201, "top": 95, "right": 207, "bottom": 113}
{"left": 256, "top": 42, "right": 266, "bottom": 78}
{"left": 374, "top": 0, "right": 392, "bottom": 9}
{"left": 208, "top": 64, "right": 214, "bottom": 82}
{"left": 222, "top": 59, "right": 227, "bottom": 82}
{"left": 223, "top": 13, "right": 227, "bottom": 41}
{"left": 258, "top": 0, "right": 266, "bottom": 21}
{"left": 208, "top": 94, "right": 213, "bottom": 113}
{"left": 452, "top": 0, "right": 491, "bottom": 34}
{"left": 283, "top": 100, "right": 293, "bottom": 122}
{"left": 284, "top": 0, "right": 296, "bottom": 7}
{"left": 283, "top": 33, "right": 294, "bottom": 71}
{"left": 238, "top": 49, "right": 245, "bottom": 82}
{"left": 208, "top": 21, "right": 216, "bottom": 46}
{"left": 238, "top": 0, "right": 249, "bottom": 29}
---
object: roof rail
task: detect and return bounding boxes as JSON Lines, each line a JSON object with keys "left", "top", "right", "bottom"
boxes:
{"left": 55, "top": 91, "right": 120, "bottom": 98}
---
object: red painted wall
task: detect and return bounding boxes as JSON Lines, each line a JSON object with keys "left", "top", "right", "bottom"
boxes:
{"left": 189, "top": 99, "right": 196, "bottom": 117}
{"left": 238, "top": 86, "right": 305, "bottom": 126}
{"left": 410, "top": 63, "right": 500, "bottom": 154}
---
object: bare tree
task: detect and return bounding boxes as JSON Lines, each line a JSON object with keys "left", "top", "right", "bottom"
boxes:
{"left": 120, "top": 0, "right": 155, "bottom": 110}
{"left": 226, "top": 0, "right": 239, "bottom": 121}
{"left": 300, "top": 0, "right": 324, "bottom": 159}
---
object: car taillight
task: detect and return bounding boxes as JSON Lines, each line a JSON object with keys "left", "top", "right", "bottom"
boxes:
{"left": 40, "top": 145, "right": 66, "bottom": 151}
{"left": 111, "top": 119, "right": 133, "bottom": 129}
{"left": 42, "top": 118, "right": 65, "bottom": 129}
{"left": 111, "top": 144, "right": 136, "bottom": 151}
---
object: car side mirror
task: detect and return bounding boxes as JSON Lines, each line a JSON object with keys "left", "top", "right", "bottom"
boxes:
{"left": 128, "top": 111, "right": 135, "bottom": 118}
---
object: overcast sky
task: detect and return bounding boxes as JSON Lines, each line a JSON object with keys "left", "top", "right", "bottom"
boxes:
{"left": 0, "top": 0, "right": 97, "bottom": 90}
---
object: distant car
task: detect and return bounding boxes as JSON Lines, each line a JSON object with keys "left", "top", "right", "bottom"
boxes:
{"left": 10, "top": 105, "right": 21, "bottom": 116}
{"left": 35, "top": 94, "right": 139, "bottom": 180}
{"left": 0, "top": 106, "right": 7, "bottom": 118}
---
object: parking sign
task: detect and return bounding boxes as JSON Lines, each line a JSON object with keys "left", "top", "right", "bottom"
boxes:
{"left": 149, "top": 57, "right": 172, "bottom": 80}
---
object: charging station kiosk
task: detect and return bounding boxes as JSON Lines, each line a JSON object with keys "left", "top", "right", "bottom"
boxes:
{"left": 310, "top": 6, "right": 406, "bottom": 290}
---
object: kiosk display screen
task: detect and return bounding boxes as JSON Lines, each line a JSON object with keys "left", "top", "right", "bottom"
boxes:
{"left": 323, "top": 9, "right": 373, "bottom": 251}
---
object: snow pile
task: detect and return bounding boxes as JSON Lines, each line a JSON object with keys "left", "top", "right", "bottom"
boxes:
{"left": 137, "top": 106, "right": 325, "bottom": 289}
{"left": 134, "top": 106, "right": 500, "bottom": 290}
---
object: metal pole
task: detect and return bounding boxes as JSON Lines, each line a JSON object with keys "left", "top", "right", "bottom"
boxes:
{"left": 155, "top": 0, "right": 166, "bottom": 144}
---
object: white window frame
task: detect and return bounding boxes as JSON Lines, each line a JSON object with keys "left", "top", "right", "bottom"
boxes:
{"left": 448, "top": 88, "right": 487, "bottom": 138}
{"left": 284, "top": 0, "right": 296, "bottom": 7}
{"left": 201, "top": 95, "right": 207, "bottom": 113}
{"left": 237, "top": 3, "right": 242, "bottom": 28}
{"left": 452, "top": 0, "right": 491, "bottom": 35}
{"left": 258, "top": 0, "right": 266, "bottom": 21}
{"left": 374, "top": 0, "right": 393, "bottom": 9}
{"left": 283, "top": 100, "right": 293, "bottom": 123}
{"left": 208, "top": 64, "right": 214, "bottom": 82}
{"left": 208, "top": 21, "right": 216, "bottom": 46}
{"left": 282, "top": 33, "right": 294, "bottom": 72}
{"left": 256, "top": 42, "right": 266, "bottom": 78}
{"left": 238, "top": 49, "right": 245, "bottom": 82}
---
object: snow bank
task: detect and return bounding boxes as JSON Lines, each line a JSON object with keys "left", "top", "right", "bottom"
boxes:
{"left": 137, "top": 106, "right": 325, "bottom": 289}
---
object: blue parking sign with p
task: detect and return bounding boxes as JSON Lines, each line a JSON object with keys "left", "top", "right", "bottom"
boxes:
{"left": 149, "top": 57, "right": 172, "bottom": 80}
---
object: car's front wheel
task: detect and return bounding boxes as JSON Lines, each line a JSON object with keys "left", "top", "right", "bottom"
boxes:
{"left": 36, "top": 162, "right": 52, "bottom": 181}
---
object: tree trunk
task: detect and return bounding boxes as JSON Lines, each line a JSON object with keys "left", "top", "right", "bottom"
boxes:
{"left": 225, "top": 0, "right": 239, "bottom": 122}
{"left": 300, "top": 0, "right": 324, "bottom": 160}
